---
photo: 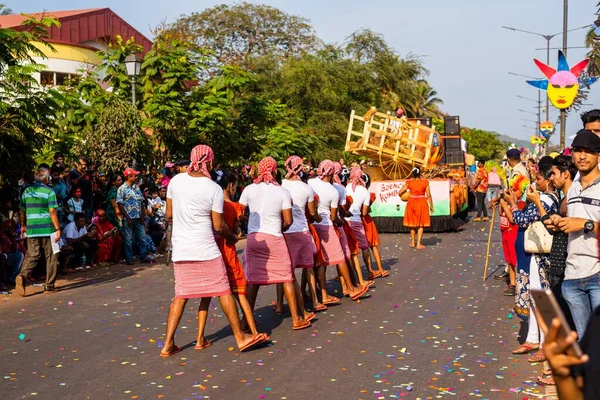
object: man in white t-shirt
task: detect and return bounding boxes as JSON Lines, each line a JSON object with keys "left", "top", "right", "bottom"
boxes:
{"left": 240, "top": 156, "right": 312, "bottom": 331}
{"left": 60, "top": 212, "right": 93, "bottom": 271}
{"left": 308, "top": 160, "right": 369, "bottom": 302}
{"left": 551, "top": 131, "right": 600, "bottom": 339}
{"left": 278, "top": 155, "right": 326, "bottom": 313}
{"left": 160, "top": 145, "right": 267, "bottom": 357}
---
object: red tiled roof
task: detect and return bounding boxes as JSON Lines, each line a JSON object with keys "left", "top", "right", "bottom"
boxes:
{"left": 0, "top": 8, "right": 152, "bottom": 53}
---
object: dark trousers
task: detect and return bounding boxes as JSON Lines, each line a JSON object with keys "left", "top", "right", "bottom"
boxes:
{"left": 20, "top": 237, "right": 58, "bottom": 287}
{"left": 475, "top": 191, "right": 488, "bottom": 218}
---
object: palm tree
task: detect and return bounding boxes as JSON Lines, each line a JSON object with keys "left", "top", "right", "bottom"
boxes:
{"left": 585, "top": 21, "right": 600, "bottom": 77}
{"left": 405, "top": 80, "right": 443, "bottom": 118}
{"left": 0, "top": 4, "right": 13, "bottom": 15}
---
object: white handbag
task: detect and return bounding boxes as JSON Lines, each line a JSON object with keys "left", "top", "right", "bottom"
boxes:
{"left": 524, "top": 221, "right": 553, "bottom": 254}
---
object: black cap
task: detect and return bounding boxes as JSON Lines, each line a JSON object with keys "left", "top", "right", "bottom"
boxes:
{"left": 506, "top": 148, "right": 521, "bottom": 159}
{"left": 175, "top": 159, "right": 191, "bottom": 167}
{"left": 571, "top": 129, "right": 600, "bottom": 151}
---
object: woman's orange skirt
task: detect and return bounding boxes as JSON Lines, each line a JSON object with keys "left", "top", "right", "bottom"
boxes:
{"left": 403, "top": 197, "right": 431, "bottom": 228}
{"left": 217, "top": 237, "right": 247, "bottom": 295}
{"left": 361, "top": 215, "right": 380, "bottom": 247}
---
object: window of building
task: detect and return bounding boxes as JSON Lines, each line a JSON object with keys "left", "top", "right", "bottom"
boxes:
{"left": 40, "top": 71, "right": 54, "bottom": 86}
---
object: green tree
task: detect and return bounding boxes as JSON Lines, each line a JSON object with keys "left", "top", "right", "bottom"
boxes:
{"left": 75, "top": 96, "right": 150, "bottom": 172}
{"left": 461, "top": 128, "right": 505, "bottom": 160}
{"left": 169, "top": 2, "right": 320, "bottom": 76}
{"left": 0, "top": 14, "right": 62, "bottom": 184}
{"left": 142, "top": 33, "right": 204, "bottom": 160}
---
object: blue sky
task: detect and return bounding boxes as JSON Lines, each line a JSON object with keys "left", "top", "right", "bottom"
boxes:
{"left": 14, "top": 0, "right": 600, "bottom": 145}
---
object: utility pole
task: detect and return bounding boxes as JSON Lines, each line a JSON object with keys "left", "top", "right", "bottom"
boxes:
{"left": 559, "top": 0, "right": 568, "bottom": 149}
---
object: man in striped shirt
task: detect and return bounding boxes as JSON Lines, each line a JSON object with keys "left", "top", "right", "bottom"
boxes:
{"left": 15, "top": 167, "right": 61, "bottom": 295}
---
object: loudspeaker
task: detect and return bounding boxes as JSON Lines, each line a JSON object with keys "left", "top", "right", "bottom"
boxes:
{"left": 445, "top": 138, "right": 462, "bottom": 151}
{"left": 442, "top": 149, "right": 464, "bottom": 165}
{"left": 444, "top": 116, "right": 461, "bottom": 135}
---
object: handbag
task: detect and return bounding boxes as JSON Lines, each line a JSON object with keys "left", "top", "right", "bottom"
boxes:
{"left": 524, "top": 220, "right": 553, "bottom": 254}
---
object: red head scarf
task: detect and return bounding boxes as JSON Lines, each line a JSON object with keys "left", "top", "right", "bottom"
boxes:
{"left": 189, "top": 145, "right": 214, "bottom": 177}
{"left": 254, "top": 156, "right": 279, "bottom": 185}
{"left": 333, "top": 162, "right": 342, "bottom": 184}
{"left": 285, "top": 156, "right": 303, "bottom": 179}
{"left": 317, "top": 160, "right": 334, "bottom": 178}
{"left": 350, "top": 166, "right": 365, "bottom": 190}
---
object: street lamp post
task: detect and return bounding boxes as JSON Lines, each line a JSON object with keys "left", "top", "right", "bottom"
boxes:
{"left": 124, "top": 54, "right": 142, "bottom": 107}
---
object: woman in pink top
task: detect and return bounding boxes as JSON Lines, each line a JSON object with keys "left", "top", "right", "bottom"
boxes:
{"left": 487, "top": 167, "right": 503, "bottom": 204}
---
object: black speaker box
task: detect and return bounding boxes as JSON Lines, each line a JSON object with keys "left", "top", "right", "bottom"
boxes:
{"left": 445, "top": 138, "right": 462, "bottom": 150}
{"left": 442, "top": 149, "right": 464, "bottom": 165}
{"left": 444, "top": 116, "right": 461, "bottom": 135}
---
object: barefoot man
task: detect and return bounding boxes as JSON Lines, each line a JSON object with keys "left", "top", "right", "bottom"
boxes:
{"left": 308, "top": 160, "right": 369, "bottom": 302}
{"left": 160, "top": 144, "right": 266, "bottom": 357}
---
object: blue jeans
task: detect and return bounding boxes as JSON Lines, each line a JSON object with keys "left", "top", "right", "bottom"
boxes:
{"left": 121, "top": 219, "right": 149, "bottom": 262}
{"left": 562, "top": 271, "right": 600, "bottom": 339}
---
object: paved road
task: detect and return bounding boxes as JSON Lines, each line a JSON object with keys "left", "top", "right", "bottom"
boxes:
{"left": 1, "top": 220, "right": 550, "bottom": 399}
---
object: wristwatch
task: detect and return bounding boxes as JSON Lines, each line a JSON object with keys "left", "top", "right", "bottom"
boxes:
{"left": 584, "top": 219, "right": 595, "bottom": 234}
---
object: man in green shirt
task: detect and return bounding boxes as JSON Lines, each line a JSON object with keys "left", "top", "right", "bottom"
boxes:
{"left": 15, "top": 167, "right": 61, "bottom": 295}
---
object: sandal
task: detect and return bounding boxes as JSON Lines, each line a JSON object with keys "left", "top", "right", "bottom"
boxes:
{"left": 512, "top": 343, "right": 539, "bottom": 355}
{"left": 160, "top": 345, "right": 181, "bottom": 357}
{"left": 314, "top": 304, "right": 328, "bottom": 312}
{"left": 536, "top": 375, "right": 555, "bottom": 386}
{"left": 323, "top": 296, "right": 341, "bottom": 305}
{"left": 528, "top": 349, "right": 546, "bottom": 363}
{"left": 194, "top": 339, "right": 212, "bottom": 350}
{"left": 368, "top": 271, "right": 381, "bottom": 280}
{"left": 350, "top": 285, "right": 369, "bottom": 301}
{"left": 379, "top": 270, "right": 390, "bottom": 278}
{"left": 292, "top": 320, "right": 311, "bottom": 331}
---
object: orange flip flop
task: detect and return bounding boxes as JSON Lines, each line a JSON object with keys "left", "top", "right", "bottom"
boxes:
{"left": 160, "top": 345, "right": 181, "bottom": 357}
{"left": 323, "top": 296, "right": 341, "bottom": 305}
{"left": 239, "top": 334, "right": 268, "bottom": 352}
{"left": 292, "top": 320, "right": 311, "bottom": 331}
{"left": 194, "top": 339, "right": 212, "bottom": 350}
{"left": 350, "top": 285, "right": 370, "bottom": 301}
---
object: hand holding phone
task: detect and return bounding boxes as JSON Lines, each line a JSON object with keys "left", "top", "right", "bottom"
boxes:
{"left": 531, "top": 289, "right": 582, "bottom": 358}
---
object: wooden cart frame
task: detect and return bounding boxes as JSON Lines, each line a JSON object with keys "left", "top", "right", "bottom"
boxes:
{"left": 345, "top": 109, "right": 441, "bottom": 179}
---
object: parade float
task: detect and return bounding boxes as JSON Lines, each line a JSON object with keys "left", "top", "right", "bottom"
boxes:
{"left": 345, "top": 107, "right": 469, "bottom": 233}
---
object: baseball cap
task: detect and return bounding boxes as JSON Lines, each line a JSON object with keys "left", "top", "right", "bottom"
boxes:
{"left": 165, "top": 161, "right": 174, "bottom": 168}
{"left": 571, "top": 129, "right": 600, "bottom": 151}
{"left": 506, "top": 148, "right": 521, "bottom": 159}
{"left": 175, "top": 159, "right": 191, "bottom": 167}
{"left": 123, "top": 167, "right": 140, "bottom": 177}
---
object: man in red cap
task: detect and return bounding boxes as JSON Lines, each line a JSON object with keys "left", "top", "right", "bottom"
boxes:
{"left": 117, "top": 168, "right": 153, "bottom": 265}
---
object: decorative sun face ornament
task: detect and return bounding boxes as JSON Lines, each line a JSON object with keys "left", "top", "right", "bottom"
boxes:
{"left": 539, "top": 121, "right": 555, "bottom": 139}
{"left": 530, "top": 136, "right": 546, "bottom": 146}
{"left": 527, "top": 50, "right": 590, "bottom": 109}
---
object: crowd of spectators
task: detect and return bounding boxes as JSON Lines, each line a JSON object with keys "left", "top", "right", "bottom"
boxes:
{"left": 484, "top": 109, "right": 600, "bottom": 397}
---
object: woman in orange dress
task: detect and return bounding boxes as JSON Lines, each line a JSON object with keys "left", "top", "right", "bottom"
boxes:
{"left": 397, "top": 167, "right": 434, "bottom": 250}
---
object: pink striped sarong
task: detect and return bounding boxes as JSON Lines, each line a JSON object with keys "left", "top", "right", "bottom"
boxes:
{"left": 243, "top": 232, "right": 293, "bottom": 284}
{"left": 349, "top": 221, "right": 369, "bottom": 250}
{"left": 284, "top": 231, "right": 316, "bottom": 268}
{"left": 312, "top": 224, "right": 345, "bottom": 266}
{"left": 173, "top": 256, "right": 231, "bottom": 299}
{"left": 336, "top": 225, "right": 352, "bottom": 259}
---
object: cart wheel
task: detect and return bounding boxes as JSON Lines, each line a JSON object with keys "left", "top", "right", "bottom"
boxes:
{"left": 379, "top": 154, "right": 413, "bottom": 180}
